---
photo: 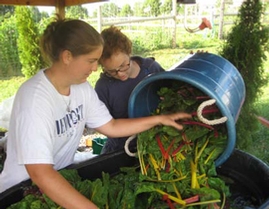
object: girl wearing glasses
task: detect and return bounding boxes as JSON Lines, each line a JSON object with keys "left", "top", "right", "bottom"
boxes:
{"left": 95, "top": 26, "right": 165, "bottom": 154}
{"left": 0, "top": 16, "right": 190, "bottom": 209}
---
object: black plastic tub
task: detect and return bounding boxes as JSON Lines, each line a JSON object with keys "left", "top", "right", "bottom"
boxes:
{"left": 0, "top": 149, "right": 269, "bottom": 209}
{"left": 216, "top": 149, "right": 269, "bottom": 208}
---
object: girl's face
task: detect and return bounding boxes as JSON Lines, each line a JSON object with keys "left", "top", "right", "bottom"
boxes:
{"left": 68, "top": 46, "right": 103, "bottom": 84}
{"left": 101, "top": 52, "right": 131, "bottom": 81}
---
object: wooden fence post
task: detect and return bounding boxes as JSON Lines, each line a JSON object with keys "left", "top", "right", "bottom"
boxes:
{"left": 172, "top": 0, "right": 177, "bottom": 48}
{"left": 218, "top": 0, "right": 225, "bottom": 39}
{"left": 97, "top": 4, "right": 102, "bottom": 33}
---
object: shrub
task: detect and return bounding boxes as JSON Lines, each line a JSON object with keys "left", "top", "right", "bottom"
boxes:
{"left": 15, "top": 6, "right": 45, "bottom": 78}
{"left": 219, "top": 0, "right": 269, "bottom": 149}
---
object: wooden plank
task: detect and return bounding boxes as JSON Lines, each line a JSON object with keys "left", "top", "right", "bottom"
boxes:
{"left": 0, "top": 0, "right": 107, "bottom": 18}
{"left": 0, "top": 0, "right": 107, "bottom": 6}
{"left": 65, "top": 0, "right": 108, "bottom": 6}
{"left": 0, "top": 0, "right": 56, "bottom": 6}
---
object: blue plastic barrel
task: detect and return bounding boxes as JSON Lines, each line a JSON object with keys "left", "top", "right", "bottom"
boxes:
{"left": 128, "top": 53, "right": 246, "bottom": 166}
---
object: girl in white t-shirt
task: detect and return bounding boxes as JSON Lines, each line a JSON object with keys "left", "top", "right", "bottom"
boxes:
{"left": 0, "top": 14, "right": 190, "bottom": 209}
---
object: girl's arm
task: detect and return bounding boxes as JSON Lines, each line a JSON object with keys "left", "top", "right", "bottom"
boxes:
{"left": 96, "top": 112, "right": 191, "bottom": 138}
{"left": 25, "top": 164, "right": 98, "bottom": 209}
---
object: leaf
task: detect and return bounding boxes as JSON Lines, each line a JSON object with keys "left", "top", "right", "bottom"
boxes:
{"left": 89, "top": 179, "right": 108, "bottom": 208}
{"left": 191, "top": 187, "right": 221, "bottom": 201}
{"left": 59, "top": 169, "right": 81, "bottom": 186}
{"left": 162, "top": 126, "right": 180, "bottom": 137}
{"left": 208, "top": 177, "right": 231, "bottom": 197}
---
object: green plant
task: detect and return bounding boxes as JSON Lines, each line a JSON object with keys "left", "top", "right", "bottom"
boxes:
{"left": 66, "top": 5, "right": 89, "bottom": 19}
{"left": 219, "top": 0, "right": 269, "bottom": 149}
{"left": 0, "top": 15, "right": 21, "bottom": 77}
{"left": 15, "top": 6, "right": 45, "bottom": 78}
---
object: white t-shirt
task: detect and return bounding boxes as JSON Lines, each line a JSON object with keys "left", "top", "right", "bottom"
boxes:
{"left": 0, "top": 70, "right": 112, "bottom": 193}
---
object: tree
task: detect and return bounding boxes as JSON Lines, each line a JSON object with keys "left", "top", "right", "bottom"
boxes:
{"left": 30, "top": 6, "right": 50, "bottom": 23}
{"left": 66, "top": 5, "right": 88, "bottom": 19}
{"left": 15, "top": 6, "right": 45, "bottom": 78}
{"left": 219, "top": 0, "right": 269, "bottom": 149}
{"left": 143, "top": 0, "right": 162, "bottom": 17}
{"left": 0, "top": 5, "right": 15, "bottom": 22}
{"left": 120, "top": 4, "right": 133, "bottom": 17}
{"left": 176, "top": 4, "right": 185, "bottom": 15}
{"left": 161, "top": 0, "right": 172, "bottom": 15}
{"left": 0, "top": 15, "right": 21, "bottom": 76}
{"left": 101, "top": 3, "right": 120, "bottom": 17}
{"left": 0, "top": 5, "right": 15, "bottom": 17}
{"left": 133, "top": 2, "right": 144, "bottom": 17}
{"left": 31, "top": 6, "right": 43, "bottom": 22}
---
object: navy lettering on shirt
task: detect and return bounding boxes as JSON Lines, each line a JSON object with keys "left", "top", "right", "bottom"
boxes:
{"left": 55, "top": 104, "right": 84, "bottom": 135}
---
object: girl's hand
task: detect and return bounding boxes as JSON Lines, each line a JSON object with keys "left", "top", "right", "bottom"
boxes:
{"left": 159, "top": 112, "right": 192, "bottom": 130}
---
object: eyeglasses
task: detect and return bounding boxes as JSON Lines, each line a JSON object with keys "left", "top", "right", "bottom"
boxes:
{"left": 103, "top": 59, "right": 131, "bottom": 76}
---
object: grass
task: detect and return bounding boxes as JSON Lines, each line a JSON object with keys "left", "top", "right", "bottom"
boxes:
{"left": 244, "top": 67, "right": 269, "bottom": 165}
{"left": 0, "top": 76, "right": 27, "bottom": 103}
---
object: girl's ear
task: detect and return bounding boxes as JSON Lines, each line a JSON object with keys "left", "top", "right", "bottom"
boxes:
{"left": 62, "top": 50, "right": 72, "bottom": 65}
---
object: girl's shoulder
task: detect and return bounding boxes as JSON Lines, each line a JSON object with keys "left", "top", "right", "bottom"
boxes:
{"left": 131, "top": 56, "right": 155, "bottom": 67}
{"left": 132, "top": 56, "right": 164, "bottom": 74}
{"left": 132, "top": 56, "right": 152, "bottom": 70}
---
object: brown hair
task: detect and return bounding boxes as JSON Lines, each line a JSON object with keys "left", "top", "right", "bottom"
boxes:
{"left": 40, "top": 14, "right": 103, "bottom": 65}
{"left": 99, "top": 25, "right": 132, "bottom": 64}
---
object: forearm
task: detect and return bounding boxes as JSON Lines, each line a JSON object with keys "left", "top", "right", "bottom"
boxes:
{"left": 26, "top": 164, "right": 98, "bottom": 209}
{"left": 101, "top": 116, "right": 161, "bottom": 138}
{"left": 96, "top": 112, "right": 191, "bottom": 138}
